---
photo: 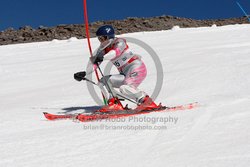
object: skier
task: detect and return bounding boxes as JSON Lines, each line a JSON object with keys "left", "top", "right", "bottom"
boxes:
{"left": 74, "top": 25, "right": 159, "bottom": 112}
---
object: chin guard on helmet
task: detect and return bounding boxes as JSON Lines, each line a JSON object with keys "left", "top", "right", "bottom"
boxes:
{"left": 99, "top": 39, "right": 114, "bottom": 50}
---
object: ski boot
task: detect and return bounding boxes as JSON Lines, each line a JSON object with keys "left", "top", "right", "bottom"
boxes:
{"left": 135, "top": 95, "right": 160, "bottom": 111}
{"left": 98, "top": 97, "right": 124, "bottom": 113}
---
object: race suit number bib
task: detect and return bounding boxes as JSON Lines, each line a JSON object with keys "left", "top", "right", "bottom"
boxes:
{"left": 113, "top": 51, "right": 133, "bottom": 67}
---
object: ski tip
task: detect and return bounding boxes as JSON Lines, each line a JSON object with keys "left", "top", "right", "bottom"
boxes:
{"left": 43, "top": 112, "right": 48, "bottom": 115}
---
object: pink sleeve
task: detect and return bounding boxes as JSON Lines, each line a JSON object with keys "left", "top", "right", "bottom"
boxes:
{"left": 114, "top": 48, "right": 122, "bottom": 56}
{"left": 111, "top": 38, "right": 128, "bottom": 59}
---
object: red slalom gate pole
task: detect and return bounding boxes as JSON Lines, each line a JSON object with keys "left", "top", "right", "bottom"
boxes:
{"left": 83, "top": 0, "right": 107, "bottom": 105}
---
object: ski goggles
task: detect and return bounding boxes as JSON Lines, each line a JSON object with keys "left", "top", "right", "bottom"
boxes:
{"left": 98, "top": 36, "right": 108, "bottom": 42}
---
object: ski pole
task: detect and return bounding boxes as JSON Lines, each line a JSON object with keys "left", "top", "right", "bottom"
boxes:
{"left": 116, "top": 93, "right": 139, "bottom": 105}
{"left": 83, "top": 78, "right": 97, "bottom": 85}
{"left": 96, "top": 66, "right": 139, "bottom": 105}
{"left": 83, "top": 73, "right": 139, "bottom": 105}
{"left": 86, "top": 77, "right": 138, "bottom": 104}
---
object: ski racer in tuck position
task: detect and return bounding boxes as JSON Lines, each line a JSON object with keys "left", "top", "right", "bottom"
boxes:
{"left": 74, "top": 25, "right": 162, "bottom": 112}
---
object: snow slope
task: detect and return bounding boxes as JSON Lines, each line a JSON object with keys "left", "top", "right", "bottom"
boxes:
{"left": 1, "top": 24, "right": 250, "bottom": 167}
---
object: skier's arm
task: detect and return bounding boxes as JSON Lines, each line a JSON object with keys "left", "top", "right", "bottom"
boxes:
{"left": 84, "top": 47, "right": 105, "bottom": 75}
{"left": 86, "top": 38, "right": 128, "bottom": 74}
{"left": 103, "top": 39, "right": 127, "bottom": 60}
{"left": 103, "top": 50, "right": 116, "bottom": 60}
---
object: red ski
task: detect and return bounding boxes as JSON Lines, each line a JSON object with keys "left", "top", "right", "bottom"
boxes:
{"left": 76, "top": 102, "right": 197, "bottom": 122}
{"left": 43, "top": 112, "right": 78, "bottom": 121}
{"left": 43, "top": 102, "right": 198, "bottom": 121}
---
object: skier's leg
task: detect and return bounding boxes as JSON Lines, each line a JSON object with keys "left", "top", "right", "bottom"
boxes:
{"left": 108, "top": 74, "right": 126, "bottom": 88}
{"left": 98, "top": 74, "right": 125, "bottom": 100}
{"left": 119, "top": 85, "right": 146, "bottom": 102}
{"left": 121, "top": 61, "right": 158, "bottom": 109}
{"left": 122, "top": 61, "right": 148, "bottom": 103}
{"left": 97, "top": 74, "right": 125, "bottom": 112}
{"left": 97, "top": 81, "right": 110, "bottom": 100}
{"left": 119, "top": 83, "right": 158, "bottom": 110}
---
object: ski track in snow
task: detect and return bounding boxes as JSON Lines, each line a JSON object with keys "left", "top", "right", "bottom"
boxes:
{"left": 1, "top": 24, "right": 250, "bottom": 167}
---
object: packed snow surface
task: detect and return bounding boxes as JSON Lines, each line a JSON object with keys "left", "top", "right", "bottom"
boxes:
{"left": 1, "top": 24, "right": 250, "bottom": 167}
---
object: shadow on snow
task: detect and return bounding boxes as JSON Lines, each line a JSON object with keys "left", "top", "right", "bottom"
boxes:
{"left": 59, "top": 105, "right": 102, "bottom": 114}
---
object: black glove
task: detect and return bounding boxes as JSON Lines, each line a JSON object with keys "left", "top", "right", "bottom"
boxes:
{"left": 90, "top": 55, "right": 104, "bottom": 65}
{"left": 74, "top": 71, "right": 86, "bottom": 81}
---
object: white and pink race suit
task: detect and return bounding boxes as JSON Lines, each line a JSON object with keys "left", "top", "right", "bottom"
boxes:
{"left": 87, "top": 38, "right": 148, "bottom": 103}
